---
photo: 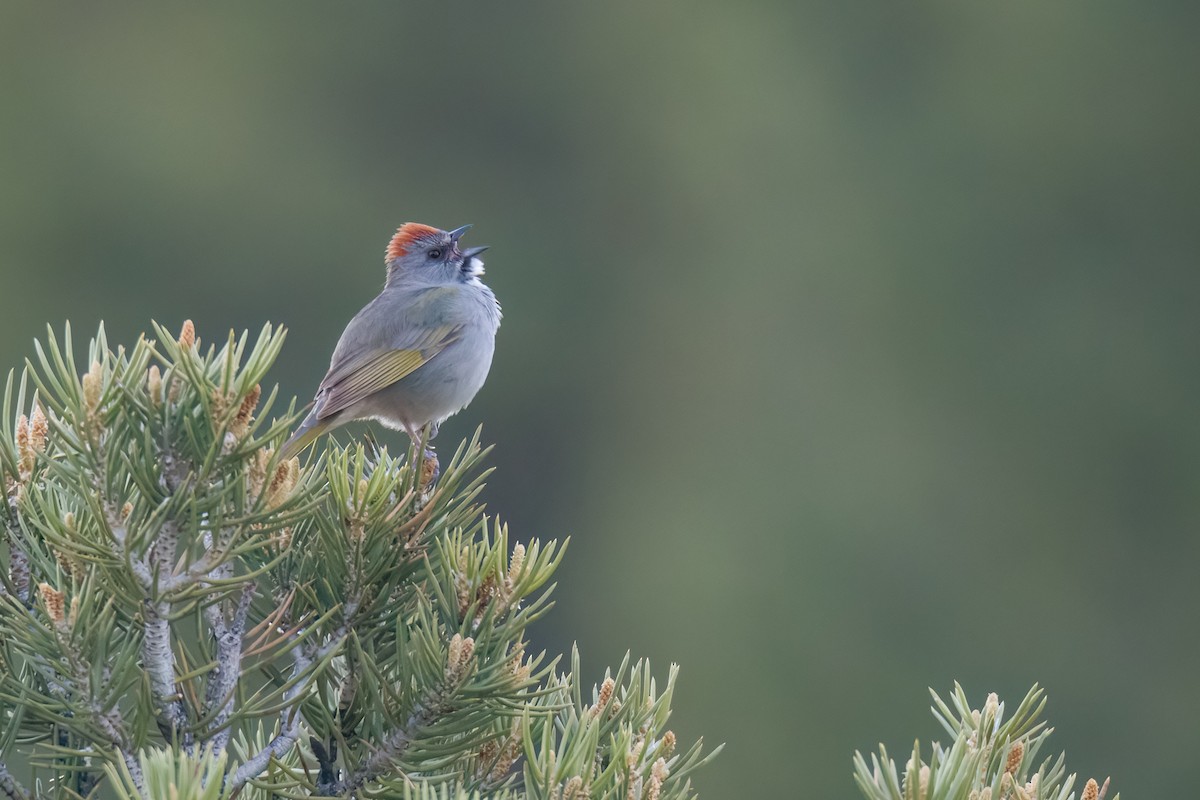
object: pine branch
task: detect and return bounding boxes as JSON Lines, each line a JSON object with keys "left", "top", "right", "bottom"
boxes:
{"left": 143, "top": 599, "right": 187, "bottom": 743}
{"left": 201, "top": 580, "right": 254, "bottom": 755}
{"left": 55, "top": 620, "right": 146, "bottom": 794}
{"left": 321, "top": 681, "right": 450, "bottom": 795}
{"left": 1, "top": 372, "right": 34, "bottom": 605}
{"left": 4, "top": 549, "right": 29, "bottom": 605}
{"left": 107, "top": 514, "right": 187, "bottom": 744}
{"left": 228, "top": 641, "right": 313, "bottom": 793}
{"left": 229, "top": 608, "right": 350, "bottom": 793}
{"left": 100, "top": 467, "right": 186, "bottom": 743}
{"left": 2, "top": 499, "right": 30, "bottom": 604}
{"left": 853, "top": 685, "right": 1118, "bottom": 800}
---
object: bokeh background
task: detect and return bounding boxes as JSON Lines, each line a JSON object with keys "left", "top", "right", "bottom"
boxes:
{"left": 3, "top": 4, "right": 1198, "bottom": 796}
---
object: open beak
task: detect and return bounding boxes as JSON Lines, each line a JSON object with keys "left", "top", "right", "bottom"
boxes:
{"left": 447, "top": 224, "right": 473, "bottom": 242}
{"left": 461, "top": 245, "right": 489, "bottom": 258}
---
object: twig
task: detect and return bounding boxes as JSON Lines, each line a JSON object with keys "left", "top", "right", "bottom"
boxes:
{"left": 319, "top": 687, "right": 447, "bottom": 795}
{"left": 58, "top": 635, "right": 145, "bottom": 795}
{"left": 202, "top": 581, "right": 255, "bottom": 754}
{"left": 120, "top": 753, "right": 146, "bottom": 796}
{"left": 161, "top": 545, "right": 233, "bottom": 594}
{"left": 228, "top": 644, "right": 313, "bottom": 792}
{"left": 107, "top": 516, "right": 184, "bottom": 742}
{"left": 228, "top": 620, "right": 349, "bottom": 794}
{"left": 142, "top": 597, "right": 188, "bottom": 743}
{"left": 107, "top": 525, "right": 154, "bottom": 591}
{"left": 5, "top": 528, "right": 30, "bottom": 604}
{"left": 111, "top": 513, "right": 190, "bottom": 744}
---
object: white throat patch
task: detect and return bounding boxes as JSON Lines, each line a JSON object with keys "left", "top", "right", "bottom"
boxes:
{"left": 462, "top": 256, "right": 485, "bottom": 279}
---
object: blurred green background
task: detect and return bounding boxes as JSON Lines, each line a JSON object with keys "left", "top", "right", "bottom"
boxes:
{"left": 3, "top": 4, "right": 1198, "bottom": 796}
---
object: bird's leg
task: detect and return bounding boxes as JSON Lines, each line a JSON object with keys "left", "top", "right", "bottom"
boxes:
{"left": 419, "top": 423, "right": 440, "bottom": 487}
{"left": 404, "top": 424, "right": 440, "bottom": 490}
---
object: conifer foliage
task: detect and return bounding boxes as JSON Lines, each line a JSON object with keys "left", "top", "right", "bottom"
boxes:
{"left": 853, "top": 685, "right": 1117, "bottom": 800}
{"left": 0, "top": 322, "right": 717, "bottom": 800}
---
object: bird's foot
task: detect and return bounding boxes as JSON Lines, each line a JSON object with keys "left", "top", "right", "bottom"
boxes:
{"left": 419, "top": 446, "right": 440, "bottom": 488}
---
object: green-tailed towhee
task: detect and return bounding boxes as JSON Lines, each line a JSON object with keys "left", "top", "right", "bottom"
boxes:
{"left": 280, "top": 222, "right": 501, "bottom": 460}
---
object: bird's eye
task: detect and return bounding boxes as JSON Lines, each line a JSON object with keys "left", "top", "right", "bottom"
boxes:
{"left": 427, "top": 248, "right": 443, "bottom": 260}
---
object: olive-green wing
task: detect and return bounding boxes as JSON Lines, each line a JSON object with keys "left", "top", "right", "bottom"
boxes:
{"left": 315, "top": 325, "right": 460, "bottom": 420}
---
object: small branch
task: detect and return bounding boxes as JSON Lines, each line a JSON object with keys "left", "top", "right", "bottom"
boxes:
{"left": 88, "top": 424, "right": 187, "bottom": 747}
{"left": 142, "top": 597, "right": 188, "bottom": 743}
{"left": 112, "top": 514, "right": 190, "bottom": 744}
{"left": 161, "top": 553, "right": 225, "bottom": 593}
{"left": 202, "top": 581, "right": 255, "bottom": 754}
{"left": 56, "top": 635, "right": 145, "bottom": 796}
{"left": 107, "top": 526, "right": 154, "bottom": 591}
{"left": 98, "top": 433, "right": 186, "bottom": 742}
{"left": 108, "top": 519, "right": 179, "bottom": 739}
{"left": 320, "top": 688, "right": 447, "bottom": 795}
{"left": 229, "top": 644, "right": 313, "bottom": 792}
{"left": 229, "top": 620, "right": 349, "bottom": 794}
{"left": 0, "top": 760, "right": 31, "bottom": 800}
{"left": 161, "top": 532, "right": 238, "bottom": 594}
{"left": 10, "top": 554, "right": 29, "bottom": 603}
{"left": 120, "top": 752, "right": 146, "bottom": 797}
{"left": 5, "top": 526, "right": 30, "bottom": 603}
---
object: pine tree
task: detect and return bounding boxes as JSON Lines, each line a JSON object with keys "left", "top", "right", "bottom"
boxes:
{"left": 0, "top": 322, "right": 718, "bottom": 800}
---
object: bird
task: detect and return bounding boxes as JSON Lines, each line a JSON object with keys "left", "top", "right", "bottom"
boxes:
{"left": 279, "top": 222, "right": 501, "bottom": 461}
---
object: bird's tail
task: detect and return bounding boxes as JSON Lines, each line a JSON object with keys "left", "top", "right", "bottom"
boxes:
{"left": 278, "top": 417, "right": 332, "bottom": 461}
